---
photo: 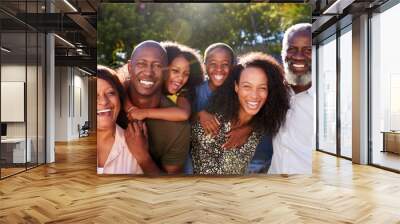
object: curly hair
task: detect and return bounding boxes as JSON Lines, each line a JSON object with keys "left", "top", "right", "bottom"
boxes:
{"left": 97, "top": 65, "right": 129, "bottom": 129}
{"left": 207, "top": 52, "right": 290, "bottom": 136}
{"left": 160, "top": 41, "right": 205, "bottom": 104}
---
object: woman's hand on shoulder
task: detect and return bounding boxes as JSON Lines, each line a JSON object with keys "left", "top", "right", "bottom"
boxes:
{"left": 125, "top": 121, "right": 162, "bottom": 175}
{"left": 125, "top": 120, "right": 149, "bottom": 158}
{"left": 198, "top": 110, "right": 220, "bottom": 136}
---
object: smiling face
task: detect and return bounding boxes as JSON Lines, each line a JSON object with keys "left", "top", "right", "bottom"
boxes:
{"left": 97, "top": 78, "right": 120, "bottom": 131}
{"left": 284, "top": 31, "right": 312, "bottom": 86}
{"left": 235, "top": 67, "right": 268, "bottom": 119}
{"left": 128, "top": 46, "right": 166, "bottom": 97}
{"left": 165, "top": 55, "right": 190, "bottom": 95}
{"left": 205, "top": 48, "right": 232, "bottom": 91}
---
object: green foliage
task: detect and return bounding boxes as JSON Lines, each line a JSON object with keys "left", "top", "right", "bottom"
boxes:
{"left": 97, "top": 3, "right": 310, "bottom": 67}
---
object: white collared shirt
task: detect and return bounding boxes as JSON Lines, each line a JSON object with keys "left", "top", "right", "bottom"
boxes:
{"left": 268, "top": 88, "right": 314, "bottom": 174}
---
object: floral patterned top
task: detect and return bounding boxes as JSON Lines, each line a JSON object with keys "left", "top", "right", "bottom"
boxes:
{"left": 191, "top": 114, "right": 262, "bottom": 175}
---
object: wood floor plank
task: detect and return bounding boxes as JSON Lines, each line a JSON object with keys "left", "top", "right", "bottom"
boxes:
{"left": 0, "top": 135, "right": 400, "bottom": 223}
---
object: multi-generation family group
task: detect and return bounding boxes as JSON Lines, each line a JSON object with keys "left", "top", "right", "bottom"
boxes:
{"left": 97, "top": 23, "right": 313, "bottom": 175}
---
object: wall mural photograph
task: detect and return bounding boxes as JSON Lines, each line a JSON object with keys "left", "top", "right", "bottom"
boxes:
{"left": 96, "top": 3, "right": 312, "bottom": 175}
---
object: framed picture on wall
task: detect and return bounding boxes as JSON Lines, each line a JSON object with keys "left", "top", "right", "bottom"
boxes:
{"left": 97, "top": 3, "right": 313, "bottom": 176}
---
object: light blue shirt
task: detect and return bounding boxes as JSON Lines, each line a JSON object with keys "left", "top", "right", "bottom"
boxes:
{"left": 194, "top": 80, "right": 213, "bottom": 113}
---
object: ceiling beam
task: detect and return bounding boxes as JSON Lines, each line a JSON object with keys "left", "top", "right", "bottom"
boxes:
{"left": 55, "top": 55, "right": 96, "bottom": 71}
{"left": 66, "top": 13, "right": 96, "bottom": 46}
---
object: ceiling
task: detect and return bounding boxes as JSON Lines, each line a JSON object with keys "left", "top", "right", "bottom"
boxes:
{"left": 311, "top": 0, "right": 389, "bottom": 39}
{"left": 1, "top": 0, "right": 98, "bottom": 73}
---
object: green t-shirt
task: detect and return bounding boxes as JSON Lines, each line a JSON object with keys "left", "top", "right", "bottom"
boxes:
{"left": 146, "top": 96, "right": 190, "bottom": 168}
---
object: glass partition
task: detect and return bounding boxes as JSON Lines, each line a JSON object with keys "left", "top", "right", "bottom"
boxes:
{"left": 1, "top": 19, "right": 28, "bottom": 178}
{"left": 370, "top": 3, "right": 400, "bottom": 171}
{"left": 317, "top": 35, "right": 337, "bottom": 155}
{"left": 0, "top": 1, "right": 46, "bottom": 179}
{"left": 339, "top": 26, "right": 352, "bottom": 158}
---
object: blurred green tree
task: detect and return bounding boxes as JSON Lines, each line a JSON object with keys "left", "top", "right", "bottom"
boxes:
{"left": 97, "top": 3, "right": 310, "bottom": 67}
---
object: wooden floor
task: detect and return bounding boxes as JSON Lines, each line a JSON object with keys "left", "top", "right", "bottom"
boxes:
{"left": 1, "top": 135, "right": 400, "bottom": 223}
{"left": 372, "top": 150, "right": 400, "bottom": 171}
{"left": 1, "top": 167, "right": 26, "bottom": 178}
{"left": 1, "top": 163, "right": 45, "bottom": 178}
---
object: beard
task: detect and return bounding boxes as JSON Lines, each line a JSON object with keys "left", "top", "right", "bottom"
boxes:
{"left": 284, "top": 62, "right": 311, "bottom": 86}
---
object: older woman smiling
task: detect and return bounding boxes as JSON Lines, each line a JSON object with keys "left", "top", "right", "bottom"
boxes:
{"left": 97, "top": 65, "right": 146, "bottom": 174}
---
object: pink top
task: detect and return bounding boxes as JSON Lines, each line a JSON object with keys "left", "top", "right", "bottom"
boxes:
{"left": 97, "top": 125, "right": 143, "bottom": 174}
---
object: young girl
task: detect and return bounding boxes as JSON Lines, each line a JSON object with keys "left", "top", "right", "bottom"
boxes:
{"left": 125, "top": 42, "right": 204, "bottom": 121}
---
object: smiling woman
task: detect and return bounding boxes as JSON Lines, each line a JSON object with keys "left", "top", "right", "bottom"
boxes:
{"left": 191, "top": 52, "right": 290, "bottom": 175}
{"left": 96, "top": 66, "right": 143, "bottom": 174}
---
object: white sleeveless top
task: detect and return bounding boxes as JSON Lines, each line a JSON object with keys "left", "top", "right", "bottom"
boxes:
{"left": 97, "top": 125, "right": 143, "bottom": 174}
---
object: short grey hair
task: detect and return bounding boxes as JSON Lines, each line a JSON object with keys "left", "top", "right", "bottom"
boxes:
{"left": 281, "top": 23, "right": 311, "bottom": 62}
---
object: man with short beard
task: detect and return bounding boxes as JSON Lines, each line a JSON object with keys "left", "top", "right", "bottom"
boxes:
{"left": 268, "top": 23, "right": 313, "bottom": 174}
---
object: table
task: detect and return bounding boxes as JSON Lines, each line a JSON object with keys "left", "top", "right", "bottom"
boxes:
{"left": 381, "top": 131, "right": 400, "bottom": 154}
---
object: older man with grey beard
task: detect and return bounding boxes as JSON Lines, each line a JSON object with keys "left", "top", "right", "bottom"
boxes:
{"left": 247, "top": 23, "right": 313, "bottom": 174}
{"left": 268, "top": 23, "right": 313, "bottom": 174}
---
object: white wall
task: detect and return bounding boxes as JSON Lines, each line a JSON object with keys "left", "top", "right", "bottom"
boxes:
{"left": 54, "top": 66, "right": 89, "bottom": 141}
{"left": 55, "top": 66, "right": 69, "bottom": 141}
